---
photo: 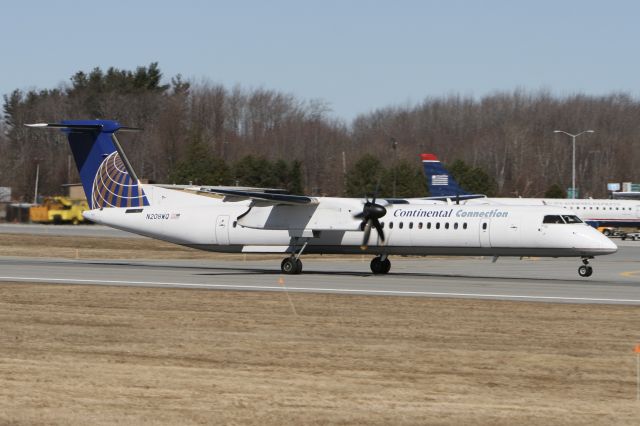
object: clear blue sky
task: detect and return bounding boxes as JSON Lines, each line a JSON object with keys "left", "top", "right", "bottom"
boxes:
{"left": 2, "top": 0, "right": 639, "bottom": 121}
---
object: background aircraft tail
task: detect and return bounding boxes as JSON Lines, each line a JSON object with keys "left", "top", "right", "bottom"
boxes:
{"left": 420, "top": 153, "right": 470, "bottom": 197}
{"left": 26, "top": 120, "right": 149, "bottom": 209}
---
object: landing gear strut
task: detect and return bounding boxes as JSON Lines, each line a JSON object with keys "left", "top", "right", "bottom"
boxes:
{"left": 578, "top": 257, "right": 593, "bottom": 277}
{"left": 370, "top": 255, "right": 391, "bottom": 274}
{"left": 281, "top": 240, "right": 308, "bottom": 274}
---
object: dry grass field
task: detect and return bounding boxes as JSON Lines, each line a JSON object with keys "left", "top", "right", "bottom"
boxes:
{"left": 1, "top": 233, "right": 640, "bottom": 424}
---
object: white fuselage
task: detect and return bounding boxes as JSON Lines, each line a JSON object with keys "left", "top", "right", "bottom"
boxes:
{"left": 83, "top": 185, "right": 617, "bottom": 258}
{"left": 462, "top": 197, "right": 640, "bottom": 227}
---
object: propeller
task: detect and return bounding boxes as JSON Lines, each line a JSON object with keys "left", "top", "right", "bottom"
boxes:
{"left": 354, "top": 194, "right": 387, "bottom": 250}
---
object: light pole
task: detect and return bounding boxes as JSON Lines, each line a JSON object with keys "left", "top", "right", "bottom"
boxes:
{"left": 553, "top": 129, "right": 594, "bottom": 199}
{"left": 391, "top": 137, "right": 398, "bottom": 197}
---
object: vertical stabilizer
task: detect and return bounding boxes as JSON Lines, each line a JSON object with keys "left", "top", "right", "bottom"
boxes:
{"left": 420, "top": 153, "right": 470, "bottom": 197}
{"left": 26, "top": 120, "right": 149, "bottom": 209}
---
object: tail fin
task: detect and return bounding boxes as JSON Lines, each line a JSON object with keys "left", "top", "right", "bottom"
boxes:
{"left": 25, "top": 120, "right": 149, "bottom": 209}
{"left": 420, "top": 153, "right": 469, "bottom": 197}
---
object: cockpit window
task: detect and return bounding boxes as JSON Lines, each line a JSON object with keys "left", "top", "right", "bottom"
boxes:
{"left": 543, "top": 215, "right": 565, "bottom": 224}
{"left": 562, "top": 215, "right": 583, "bottom": 224}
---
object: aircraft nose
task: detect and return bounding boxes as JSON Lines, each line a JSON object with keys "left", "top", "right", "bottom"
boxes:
{"left": 600, "top": 234, "right": 618, "bottom": 253}
{"left": 576, "top": 226, "right": 618, "bottom": 255}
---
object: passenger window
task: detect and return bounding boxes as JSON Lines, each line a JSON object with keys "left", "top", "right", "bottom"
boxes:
{"left": 418, "top": 222, "right": 423, "bottom": 229}
{"left": 427, "top": 222, "right": 432, "bottom": 229}
{"left": 399, "top": 222, "right": 404, "bottom": 229}
{"left": 389, "top": 222, "right": 394, "bottom": 229}
{"left": 463, "top": 223, "right": 468, "bottom": 230}
{"left": 409, "top": 222, "right": 414, "bottom": 229}
{"left": 233, "top": 221, "right": 237, "bottom": 228}
{"left": 482, "top": 223, "right": 487, "bottom": 230}
{"left": 543, "top": 215, "right": 565, "bottom": 224}
{"left": 454, "top": 222, "right": 459, "bottom": 230}
{"left": 436, "top": 223, "right": 440, "bottom": 230}
{"left": 445, "top": 223, "right": 450, "bottom": 229}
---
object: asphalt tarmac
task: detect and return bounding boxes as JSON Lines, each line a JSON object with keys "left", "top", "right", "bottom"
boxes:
{"left": 1, "top": 224, "right": 640, "bottom": 304}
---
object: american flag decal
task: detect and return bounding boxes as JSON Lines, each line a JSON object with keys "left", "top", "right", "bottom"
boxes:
{"left": 431, "top": 175, "right": 449, "bottom": 186}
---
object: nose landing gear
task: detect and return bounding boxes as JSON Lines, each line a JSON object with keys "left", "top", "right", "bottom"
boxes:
{"left": 578, "top": 257, "right": 593, "bottom": 277}
{"left": 370, "top": 255, "right": 391, "bottom": 274}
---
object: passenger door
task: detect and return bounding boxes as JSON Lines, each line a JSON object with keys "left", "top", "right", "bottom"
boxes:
{"left": 479, "top": 219, "right": 491, "bottom": 248}
{"left": 215, "top": 215, "right": 230, "bottom": 245}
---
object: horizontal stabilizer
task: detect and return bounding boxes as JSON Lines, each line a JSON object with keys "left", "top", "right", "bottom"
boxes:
{"left": 25, "top": 122, "right": 142, "bottom": 132}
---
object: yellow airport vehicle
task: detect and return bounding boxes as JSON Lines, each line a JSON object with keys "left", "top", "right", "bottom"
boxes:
{"left": 29, "top": 196, "right": 89, "bottom": 225}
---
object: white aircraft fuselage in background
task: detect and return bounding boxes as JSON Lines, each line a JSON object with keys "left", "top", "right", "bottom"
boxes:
{"left": 420, "top": 153, "right": 640, "bottom": 228}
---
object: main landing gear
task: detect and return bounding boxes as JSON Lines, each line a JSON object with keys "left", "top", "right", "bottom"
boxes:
{"left": 281, "top": 240, "right": 308, "bottom": 275}
{"left": 281, "top": 257, "right": 303, "bottom": 274}
{"left": 578, "top": 257, "right": 593, "bottom": 277}
{"left": 370, "top": 255, "right": 391, "bottom": 274}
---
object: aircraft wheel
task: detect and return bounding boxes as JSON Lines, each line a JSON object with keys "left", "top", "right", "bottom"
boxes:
{"left": 578, "top": 265, "right": 593, "bottom": 277}
{"left": 370, "top": 256, "right": 389, "bottom": 274}
{"left": 281, "top": 257, "right": 301, "bottom": 274}
{"left": 381, "top": 258, "right": 391, "bottom": 274}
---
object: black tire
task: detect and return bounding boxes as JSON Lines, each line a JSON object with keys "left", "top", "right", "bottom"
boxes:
{"left": 281, "top": 258, "right": 297, "bottom": 274}
{"left": 578, "top": 265, "right": 593, "bottom": 277}
{"left": 381, "top": 258, "right": 391, "bottom": 274}
{"left": 281, "top": 257, "right": 302, "bottom": 274}
{"left": 602, "top": 229, "right": 612, "bottom": 236}
{"left": 370, "top": 257, "right": 385, "bottom": 274}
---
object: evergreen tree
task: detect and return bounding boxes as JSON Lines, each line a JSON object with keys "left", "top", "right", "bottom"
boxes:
{"left": 287, "top": 160, "right": 304, "bottom": 194}
{"left": 447, "top": 159, "right": 497, "bottom": 196}
{"left": 344, "top": 154, "right": 384, "bottom": 197}
{"left": 544, "top": 183, "right": 566, "bottom": 198}
{"left": 273, "top": 159, "right": 290, "bottom": 189}
{"left": 233, "top": 155, "right": 277, "bottom": 188}
{"left": 382, "top": 161, "right": 427, "bottom": 197}
{"left": 168, "top": 139, "right": 230, "bottom": 185}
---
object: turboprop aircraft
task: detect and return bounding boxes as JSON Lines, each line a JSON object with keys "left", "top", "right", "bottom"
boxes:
{"left": 26, "top": 120, "right": 617, "bottom": 277}
{"left": 421, "top": 153, "right": 640, "bottom": 229}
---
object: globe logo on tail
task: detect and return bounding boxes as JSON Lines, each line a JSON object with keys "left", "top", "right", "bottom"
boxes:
{"left": 91, "top": 152, "right": 149, "bottom": 208}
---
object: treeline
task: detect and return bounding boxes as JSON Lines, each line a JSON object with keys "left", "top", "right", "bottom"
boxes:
{"left": 2, "top": 63, "right": 640, "bottom": 200}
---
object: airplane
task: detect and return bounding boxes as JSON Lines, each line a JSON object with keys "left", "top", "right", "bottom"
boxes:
{"left": 25, "top": 120, "right": 617, "bottom": 277}
{"left": 421, "top": 153, "right": 640, "bottom": 230}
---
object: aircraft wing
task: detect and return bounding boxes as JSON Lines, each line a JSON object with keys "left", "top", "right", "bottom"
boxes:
{"left": 422, "top": 194, "right": 487, "bottom": 202}
{"left": 199, "top": 188, "right": 319, "bottom": 205}
{"left": 155, "top": 184, "right": 288, "bottom": 194}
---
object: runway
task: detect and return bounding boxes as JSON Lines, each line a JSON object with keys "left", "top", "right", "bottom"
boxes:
{"left": 0, "top": 223, "right": 141, "bottom": 238}
{"left": 2, "top": 249, "right": 640, "bottom": 304}
{"left": 1, "top": 223, "right": 640, "bottom": 304}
